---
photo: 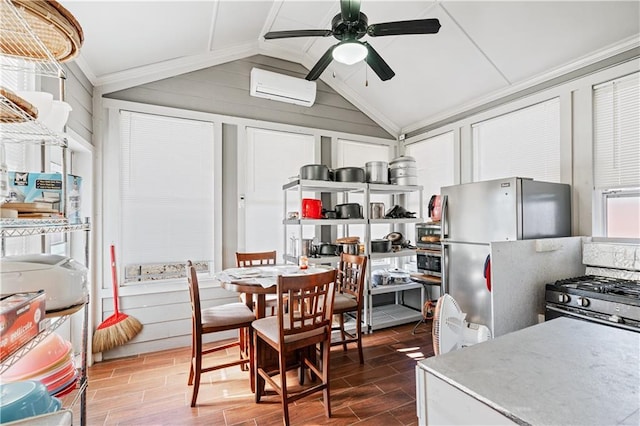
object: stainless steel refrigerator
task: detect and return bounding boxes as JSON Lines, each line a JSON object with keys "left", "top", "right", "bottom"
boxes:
{"left": 440, "top": 177, "right": 571, "bottom": 336}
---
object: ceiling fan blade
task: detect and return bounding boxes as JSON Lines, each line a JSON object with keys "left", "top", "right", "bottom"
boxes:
{"left": 305, "top": 45, "right": 335, "bottom": 81}
{"left": 340, "top": 0, "right": 361, "bottom": 22}
{"left": 264, "top": 29, "right": 333, "bottom": 40}
{"left": 367, "top": 18, "right": 441, "bottom": 37}
{"left": 363, "top": 42, "right": 395, "bottom": 81}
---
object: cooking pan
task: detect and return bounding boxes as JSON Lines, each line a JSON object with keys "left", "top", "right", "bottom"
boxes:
{"left": 371, "top": 239, "right": 392, "bottom": 253}
{"left": 335, "top": 203, "right": 363, "bottom": 219}
{"left": 323, "top": 209, "right": 337, "bottom": 219}
{"left": 333, "top": 167, "right": 365, "bottom": 183}
{"left": 316, "top": 243, "right": 339, "bottom": 256}
{"left": 300, "top": 164, "right": 330, "bottom": 181}
{"left": 385, "top": 232, "right": 405, "bottom": 245}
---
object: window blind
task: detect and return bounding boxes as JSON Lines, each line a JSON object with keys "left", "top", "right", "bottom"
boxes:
{"left": 593, "top": 72, "right": 640, "bottom": 189}
{"left": 336, "top": 139, "right": 391, "bottom": 167}
{"left": 119, "top": 111, "right": 215, "bottom": 272}
{"left": 406, "top": 131, "right": 455, "bottom": 197}
{"left": 472, "top": 98, "right": 561, "bottom": 182}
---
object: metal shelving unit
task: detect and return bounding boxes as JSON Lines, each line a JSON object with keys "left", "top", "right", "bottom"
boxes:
{"left": 282, "top": 178, "right": 425, "bottom": 332}
{"left": 0, "top": 1, "right": 88, "bottom": 424}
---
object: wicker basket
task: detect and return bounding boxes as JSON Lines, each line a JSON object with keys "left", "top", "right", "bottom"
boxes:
{"left": 0, "top": 0, "right": 84, "bottom": 62}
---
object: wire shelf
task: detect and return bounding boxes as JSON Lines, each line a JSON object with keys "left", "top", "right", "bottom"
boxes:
{"left": 0, "top": 94, "right": 67, "bottom": 145}
{"left": 0, "top": 219, "right": 89, "bottom": 237}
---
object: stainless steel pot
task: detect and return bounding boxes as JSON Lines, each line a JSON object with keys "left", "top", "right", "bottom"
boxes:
{"left": 389, "top": 155, "right": 416, "bottom": 169}
{"left": 301, "top": 238, "right": 314, "bottom": 256}
{"left": 369, "top": 202, "right": 385, "bottom": 219}
{"left": 365, "top": 161, "right": 389, "bottom": 183}
{"left": 371, "top": 239, "right": 392, "bottom": 253}
{"left": 339, "top": 243, "right": 359, "bottom": 255}
{"left": 389, "top": 155, "right": 418, "bottom": 185}
{"left": 335, "top": 203, "right": 363, "bottom": 219}
{"left": 333, "top": 167, "right": 365, "bottom": 183}
{"left": 300, "top": 164, "right": 330, "bottom": 181}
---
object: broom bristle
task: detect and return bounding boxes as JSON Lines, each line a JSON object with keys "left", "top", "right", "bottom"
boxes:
{"left": 92, "top": 315, "right": 143, "bottom": 353}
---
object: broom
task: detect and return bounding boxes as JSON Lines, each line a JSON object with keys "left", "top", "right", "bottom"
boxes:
{"left": 92, "top": 245, "right": 143, "bottom": 353}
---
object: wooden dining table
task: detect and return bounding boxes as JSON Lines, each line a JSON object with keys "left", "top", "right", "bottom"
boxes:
{"left": 217, "top": 264, "right": 335, "bottom": 389}
{"left": 216, "top": 264, "right": 332, "bottom": 318}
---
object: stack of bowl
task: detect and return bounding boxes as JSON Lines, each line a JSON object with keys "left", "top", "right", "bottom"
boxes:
{"left": 1, "top": 333, "right": 77, "bottom": 397}
{"left": 15, "top": 91, "right": 72, "bottom": 133}
{"left": 0, "top": 380, "right": 62, "bottom": 423}
{"left": 389, "top": 155, "right": 418, "bottom": 185}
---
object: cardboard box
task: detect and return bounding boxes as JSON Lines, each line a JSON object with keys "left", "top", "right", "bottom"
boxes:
{"left": 0, "top": 291, "right": 48, "bottom": 361}
{"left": 6, "top": 172, "right": 82, "bottom": 223}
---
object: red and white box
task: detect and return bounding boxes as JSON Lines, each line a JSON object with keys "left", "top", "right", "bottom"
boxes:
{"left": 0, "top": 291, "right": 48, "bottom": 361}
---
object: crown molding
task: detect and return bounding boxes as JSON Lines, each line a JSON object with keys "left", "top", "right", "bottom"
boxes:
{"left": 72, "top": 53, "right": 97, "bottom": 86}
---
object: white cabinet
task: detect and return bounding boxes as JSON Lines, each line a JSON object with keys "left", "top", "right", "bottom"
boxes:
{"left": 282, "top": 178, "right": 425, "bottom": 331}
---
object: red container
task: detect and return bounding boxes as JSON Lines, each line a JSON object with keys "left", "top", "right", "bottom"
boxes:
{"left": 301, "top": 198, "right": 322, "bottom": 219}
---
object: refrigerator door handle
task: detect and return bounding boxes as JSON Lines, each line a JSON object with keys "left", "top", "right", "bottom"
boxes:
{"left": 441, "top": 242, "right": 449, "bottom": 294}
{"left": 483, "top": 254, "right": 491, "bottom": 292}
{"left": 441, "top": 194, "right": 449, "bottom": 239}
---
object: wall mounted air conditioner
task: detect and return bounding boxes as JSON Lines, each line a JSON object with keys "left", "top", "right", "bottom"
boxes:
{"left": 250, "top": 68, "right": 316, "bottom": 107}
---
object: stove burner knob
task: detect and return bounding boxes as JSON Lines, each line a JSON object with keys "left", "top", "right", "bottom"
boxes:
{"left": 558, "top": 293, "right": 570, "bottom": 303}
{"left": 577, "top": 297, "right": 590, "bottom": 307}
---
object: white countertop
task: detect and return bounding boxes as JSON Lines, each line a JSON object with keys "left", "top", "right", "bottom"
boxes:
{"left": 418, "top": 318, "right": 640, "bottom": 425}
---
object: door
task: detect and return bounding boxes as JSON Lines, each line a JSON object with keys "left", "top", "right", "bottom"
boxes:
{"left": 443, "top": 241, "right": 493, "bottom": 331}
{"left": 442, "top": 178, "right": 518, "bottom": 243}
{"left": 241, "top": 127, "right": 316, "bottom": 256}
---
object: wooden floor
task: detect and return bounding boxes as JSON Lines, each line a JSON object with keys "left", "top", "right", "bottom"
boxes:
{"left": 63, "top": 320, "right": 435, "bottom": 425}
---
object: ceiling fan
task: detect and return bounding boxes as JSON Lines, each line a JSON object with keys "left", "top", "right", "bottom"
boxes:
{"left": 263, "top": 0, "right": 441, "bottom": 82}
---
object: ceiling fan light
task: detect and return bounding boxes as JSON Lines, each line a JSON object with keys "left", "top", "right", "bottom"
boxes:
{"left": 332, "top": 41, "right": 368, "bottom": 65}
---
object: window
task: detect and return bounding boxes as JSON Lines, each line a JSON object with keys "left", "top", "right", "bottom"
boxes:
{"left": 119, "top": 111, "right": 216, "bottom": 282}
{"left": 472, "top": 98, "right": 561, "bottom": 182}
{"left": 405, "top": 131, "right": 455, "bottom": 198}
{"left": 603, "top": 189, "right": 640, "bottom": 238}
{"left": 594, "top": 72, "right": 640, "bottom": 238}
{"left": 335, "top": 139, "right": 391, "bottom": 167}
{"left": 405, "top": 131, "right": 455, "bottom": 242}
{"left": 242, "top": 127, "right": 315, "bottom": 256}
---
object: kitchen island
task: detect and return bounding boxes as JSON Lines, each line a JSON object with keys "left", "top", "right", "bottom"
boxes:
{"left": 416, "top": 317, "right": 639, "bottom": 425}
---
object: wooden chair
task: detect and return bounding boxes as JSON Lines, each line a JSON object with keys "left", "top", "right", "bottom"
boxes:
{"left": 252, "top": 269, "right": 337, "bottom": 425}
{"left": 186, "top": 260, "right": 256, "bottom": 407}
{"left": 331, "top": 253, "right": 367, "bottom": 364}
{"left": 235, "top": 250, "right": 277, "bottom": 268}
{"left": 236, "top": 251, "right": 278, "bottom": 315}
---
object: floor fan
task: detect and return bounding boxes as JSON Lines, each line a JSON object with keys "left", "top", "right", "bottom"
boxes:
{"left": 432, "top": 294, "right": 491, "bottom": 355}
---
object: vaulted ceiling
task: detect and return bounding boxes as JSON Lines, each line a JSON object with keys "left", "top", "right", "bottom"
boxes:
{"left": 61, "top": 0, "right": 640, "bottom": 136}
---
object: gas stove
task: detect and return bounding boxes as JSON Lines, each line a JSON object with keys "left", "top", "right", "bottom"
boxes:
{"left": 545, "top": 275, "right": 640, "bottom": 332}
